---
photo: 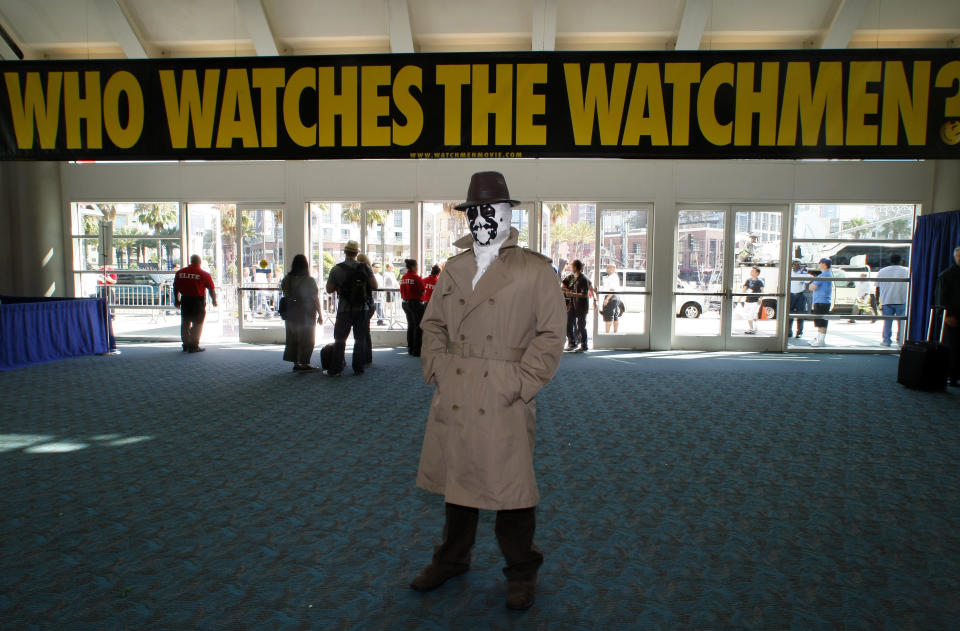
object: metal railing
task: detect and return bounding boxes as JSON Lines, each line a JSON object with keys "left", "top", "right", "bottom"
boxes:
{"left": 97, "top": 283, "right": 172, "bottom": 308}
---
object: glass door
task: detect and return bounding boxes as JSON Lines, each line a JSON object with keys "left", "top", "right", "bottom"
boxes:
{"left": 186, "top": 203, "right": 238, "bottom": 343}
{"left": 362, "top": 203, "right": 415, "bottom": 331}
{"left": 594, "top": 205, "right": 651, "bottom": 349}
{"left": 238, "top": 205, "right": 285, "bottom": 343}
{"left": 672, "top": 205, "right": 787, "bottom": 351}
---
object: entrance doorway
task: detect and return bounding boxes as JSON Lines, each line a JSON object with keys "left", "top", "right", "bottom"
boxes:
{"left": 237, "top": 206, "right": 284, "bottom": 343}
{"left": 593, "top": 205, "right": 651, "bottom": 349}
{"left": 672, "top": 205, "right": 787, "bottom": 351}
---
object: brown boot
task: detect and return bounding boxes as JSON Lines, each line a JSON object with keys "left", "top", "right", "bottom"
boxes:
{"left": 409, "top": 563, "right": 467, "bottom": 592}
{"left": 505, "top": 579, "right": 536, "bottom": 610}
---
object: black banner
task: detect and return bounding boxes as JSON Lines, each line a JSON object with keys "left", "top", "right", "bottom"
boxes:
{"left": 1, "top": 49, "right": 959, "bottom": 161}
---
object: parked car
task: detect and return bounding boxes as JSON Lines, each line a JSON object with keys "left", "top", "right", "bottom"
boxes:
{"left": 828, "top": 265, "right": 871, "bottom": 314}
{"left": 601, "top": 269, "right": 719, "bottom": 319}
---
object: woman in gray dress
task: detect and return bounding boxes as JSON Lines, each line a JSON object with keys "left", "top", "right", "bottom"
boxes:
{"left": 280, "top": 254, "right": 323, "bottom": 371}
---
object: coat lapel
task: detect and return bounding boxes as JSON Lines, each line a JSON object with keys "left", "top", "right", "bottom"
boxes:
{"left": 445, "top": 251, "right": 476, "bottom": 295}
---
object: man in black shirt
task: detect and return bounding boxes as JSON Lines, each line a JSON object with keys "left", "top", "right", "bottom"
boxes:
{"left": 562, "top": 260, "right": 591, "bottom": 352}
{"left": 937, "top": 245, "right": 960, "bottom": 387}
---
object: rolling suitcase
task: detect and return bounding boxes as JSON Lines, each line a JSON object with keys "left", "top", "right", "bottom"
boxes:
{"left": 319, "top": 343, "right": 335, "bottom": 372}
{"left": 897, "top": 307, "right": 948, "bottom": 391}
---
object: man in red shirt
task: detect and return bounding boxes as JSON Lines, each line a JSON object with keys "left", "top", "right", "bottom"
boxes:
{"left": 173, "top": 254, "right": 218, "bottom": 353}
{"left": 400, "top": 258, "right": 426, "bottom": 356}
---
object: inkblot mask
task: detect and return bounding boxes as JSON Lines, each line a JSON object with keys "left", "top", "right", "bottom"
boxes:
{"left": 467, "top": 202, "right": 512, "bottom": 248}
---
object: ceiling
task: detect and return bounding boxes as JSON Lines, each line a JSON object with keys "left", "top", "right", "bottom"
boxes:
{"left": 0, "top": 0, "right": 958, "bottom": 61}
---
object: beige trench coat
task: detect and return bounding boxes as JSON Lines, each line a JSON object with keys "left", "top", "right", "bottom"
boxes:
{"left": 416, "top": 229, "right": 566, "bottom": 510}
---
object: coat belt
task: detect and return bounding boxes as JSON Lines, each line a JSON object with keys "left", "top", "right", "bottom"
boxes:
{"left": 446, "top": 341, "right": 524, "bottom": 362}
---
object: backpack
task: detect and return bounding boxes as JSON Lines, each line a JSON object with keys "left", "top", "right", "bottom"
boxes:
{"left": 337, "top": 262, "right": 369, "bottom": 307}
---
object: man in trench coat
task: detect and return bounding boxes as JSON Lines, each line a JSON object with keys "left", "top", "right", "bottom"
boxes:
{"left": 410, "top": 171, "right": 566, "bottom": 610}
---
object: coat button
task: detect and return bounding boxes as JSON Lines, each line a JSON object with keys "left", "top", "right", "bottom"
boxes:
{"left": 486, "top": 335, "right": 493, "bottom": 341}
{"left": 459, "top": 298, "right": 465, "bottom": 305}
{"left": 456, "top": 368, "right": 463, "bottom": 375}
{"left": 488, "top": 298, "right": 495, "bottom": 305}
{"left": 452, "top": 404, "right": 459, "bottom": 411}
{"left": 483, "top": 371, "right": 488, "bottom": 377}
{"left": 459, "top": 334, "right": 465, "bottom": 340}
{"left": 478, "top": 408, "right": 485, "bottom": 415}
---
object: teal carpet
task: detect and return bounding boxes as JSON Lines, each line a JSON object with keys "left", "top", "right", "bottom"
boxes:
{"left": 1, "top": 344, "right": 957, "bottom": 630}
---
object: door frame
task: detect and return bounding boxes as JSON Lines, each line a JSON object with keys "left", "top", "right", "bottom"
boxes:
{"left": 593, "top": 203, "right": 653, "bottom": 350}
{"left": 671, "top": 203, "right": 790, "bottom": 351}
{"left": 237, "top": 203, "right": 286, "bottom": 344}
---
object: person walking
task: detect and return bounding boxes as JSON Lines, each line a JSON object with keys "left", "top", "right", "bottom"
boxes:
{"left": 877, "top": 253, "right": 910, "bottom": 347}
{"left": 741, "top": 266, "right": 764, "bottom": 334}
{"left": 936, "top": 245, "right": 960, "bottom": 387}
{"left": 173, "top": 254, "right": 217, "bottom": 353}
{"left": 400, "top": 258, "right": 426, "bottom": 356}
{"left": 280, "top": 254, "right": 323, "bottom": 371}
{"left": 410, "top": 171, "right": 566, "bottom": 610}
{"left": 808, "top": 258, "right": 833, "bottom": 347}
{"left": 325, "top": 240, "right": 377, "bottom": 376}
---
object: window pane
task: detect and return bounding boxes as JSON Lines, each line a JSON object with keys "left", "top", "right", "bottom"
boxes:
{"left": 598, "top": 209, "right": 649, "bottom": 337}
{"left": 543, "top": 202, "right": 595, "bottom": 270}
{"left": 73, "top": 202, "right": 180, "bottom": 236}
{"left": 675, "top": 210, "right": 724, "bottom": 337}
{"left": 422, "top": 202, "right": 468, "bottom": 270}
{"left": 793, "top": 204, "right": 915, "bottom": 241}
{"left": 187, "top": 203, "right": 238, "bottom": 287}
{"left": 789, "top": 204, "right": 914, "bottom": 351}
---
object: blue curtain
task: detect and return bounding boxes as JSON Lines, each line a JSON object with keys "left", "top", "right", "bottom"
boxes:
{"left": 908, "top": 210, "right": 960, "bottom": 341}
{"left": 0, "top": 297, "right": 115, "bottom": 371}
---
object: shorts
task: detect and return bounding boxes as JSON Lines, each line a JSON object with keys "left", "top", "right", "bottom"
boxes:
{"left": 812, "top": 302, "right": 830, "bottom": 329}
{"left": 601, "top": 296, "right": 621, "bottom": 322}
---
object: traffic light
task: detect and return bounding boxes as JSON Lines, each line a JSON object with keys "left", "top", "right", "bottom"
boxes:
{"left": 687, "top": 234, "right": 694, "bottom": 249}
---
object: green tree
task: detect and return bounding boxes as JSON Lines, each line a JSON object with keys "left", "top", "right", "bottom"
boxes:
{"left": 135, "top": 203, "right": 178, "bottom": 233}
{"left": 567, "top": 221, "right": 594, "bottom": 261}
{"left": 883, "top": 218, "right": 911, "bottom": 240}
{"left": 546, "top": 203, "right": 570, "bottom": 225}
{"left": 846, "top": 216, "right": 869, "bottom": 238}
{"left": 135, "top": 203, "right": 178, "bottom": 269}
{"left": 341, "top": 207, "right": 388, "bottom": 235}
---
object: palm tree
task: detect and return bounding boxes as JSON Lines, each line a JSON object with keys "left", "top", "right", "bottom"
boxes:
{"left": 567, "top": 221, "right": 594, "bottom": 261}
{"left": 883, "top": 218, "right": 911, "bottom": 240}
{"left": 846, "top": 216, "right": 868, "bottom": 238}
{"left": 546, "top": 203, "right": 570, "bottom": 225}
{"left": 135, "top": 203, "right": 178, "bottom": 233}
{"left": 341, "top": 207, "right": 388, "bottom": 234}
{"left": 135, "top": 203, "right": 178, "bottom": 269}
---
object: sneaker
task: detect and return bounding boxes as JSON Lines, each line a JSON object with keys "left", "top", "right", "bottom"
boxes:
{"left": 189, "top": 347, "right": 206, "bottom": 353}
{"left": 575, "top": 347, "right": 585, "bottom": 353}
{"left": 744, "top": 329, "right": 756, "bottom": 335}
{"left": 881, "top": 340, "right": 892, "bottom": 347}
{"left": 565, "top": 344, "right": 577, "bottom": 351}
{"left": 809, "top": 339, "right": 824, "bottom": 347}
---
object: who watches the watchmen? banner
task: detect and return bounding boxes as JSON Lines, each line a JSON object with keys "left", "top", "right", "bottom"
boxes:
{"left": 1, "top": 49, "right": 959, "bottom": 161}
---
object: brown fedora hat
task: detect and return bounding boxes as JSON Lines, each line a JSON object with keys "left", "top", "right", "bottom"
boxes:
{"left": 454, "top": 171, "right": 520, "bottom": 210}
